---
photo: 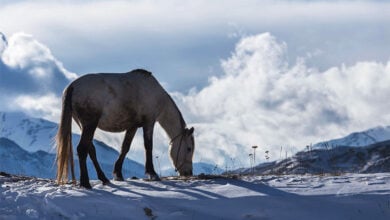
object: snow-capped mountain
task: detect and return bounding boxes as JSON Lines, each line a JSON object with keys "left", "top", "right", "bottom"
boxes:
{"left": 0, "top": 111, "right": 144, "bottom": 179}
{"left": 232, "top": 125, "right": 390, "bottom": 175}
{"left": 0, "top": 111, "right": 58, "bottom": 153}
{"left": 0, "top": 111, "right": 219, "bottom": 178}
{"left": 162, "top": 162, "right": 223, "bottom": 176}
{"left": 314, "top": 126, "right": 390, "bottom": 148}
{"left": 235, "top": 140, "right": 390, "bottom": 175}
{"left": 0, "top": 137, "right": 55, "bottom": 178}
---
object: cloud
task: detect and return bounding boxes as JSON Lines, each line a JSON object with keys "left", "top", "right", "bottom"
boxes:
{"left": 0, "top": 33, "right": 6, "bottom": 53}
{"left": 0, "top": 32, "right": 76, "bottom": 120}
{"left": 175, "top": 33, "right": 390, "bottom": 167}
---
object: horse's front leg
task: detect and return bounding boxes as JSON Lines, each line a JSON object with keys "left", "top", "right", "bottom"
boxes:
{"left": 143, "top": 123, "right": 160, "bottom": 181}
{"left": 113, "top": 127, "right": 137, "bottom": 181}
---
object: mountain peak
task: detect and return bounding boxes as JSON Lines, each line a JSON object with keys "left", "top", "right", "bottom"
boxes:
{"left": 314, "top": 126, "right": 390, "bottom": 148}
{"left": 0, "top": 111, "right": 58, "bottom": 153}
{"left": 0, "top": 111, "right": 145, "bottom": 179}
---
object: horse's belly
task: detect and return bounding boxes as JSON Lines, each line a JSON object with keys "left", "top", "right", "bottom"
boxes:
{"left": 97, "top": 112, "right": 137, "bottom": 132}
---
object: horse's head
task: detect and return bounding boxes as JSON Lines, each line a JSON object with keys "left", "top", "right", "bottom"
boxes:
{"left": 170, "top": 127, "right": 195, "bottom": 176}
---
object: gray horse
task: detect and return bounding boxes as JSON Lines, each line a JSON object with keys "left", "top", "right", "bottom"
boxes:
{"left": 56, "top": 69, "right": 195, "bottom": 188}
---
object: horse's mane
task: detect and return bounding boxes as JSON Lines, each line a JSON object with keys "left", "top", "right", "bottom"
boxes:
{"left": 165, "top": 92, "right": 186, "bottom": 128}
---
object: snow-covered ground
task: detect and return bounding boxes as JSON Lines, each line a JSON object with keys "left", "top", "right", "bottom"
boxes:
{"left": 1, "top": 173, "right": 389, "bottom": 220}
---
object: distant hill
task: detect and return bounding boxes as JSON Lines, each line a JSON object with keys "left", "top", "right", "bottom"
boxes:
{"left": 163, "top": 162, "right": 223, "bottom": 176}
{"left": 0, "top": 137, "right": 145, "bottom": 179}
{"left": 0, "top": 111, "right": 219, "bottom": 179}
{"left": 314, "top": 126, "right": 390, "bottom": 149}
{"left": 0, "top": 112, "right": 145, "bottom": 179}
{"left": 234, "top": 140, "right": 390, "bottom": 175}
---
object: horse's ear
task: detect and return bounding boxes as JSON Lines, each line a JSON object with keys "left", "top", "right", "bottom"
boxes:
{"left": 187, "top": 127, "right": 194, "bottom": 135}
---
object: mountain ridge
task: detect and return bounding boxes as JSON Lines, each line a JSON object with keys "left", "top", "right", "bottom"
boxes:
{"left": 0, "top": 111, "right": 220, "bottom": 178}
{"left": 234, "top": 140, "right": 390, "bottom": 175}
{"left": 314, "top": 125, "right": 390, "bottom": 149}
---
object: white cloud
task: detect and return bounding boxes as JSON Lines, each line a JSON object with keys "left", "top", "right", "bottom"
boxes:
{"left": 0, "top": 32, "right": 76, "bottom": 119}
{"left": 1, "top": 32, "right": 76, "bottom": 80}
{"left": 12, "top": 93, "right": 62, "bottom": 122}
{"left": 175, "top": 33, "right": 390, "bottom": 167}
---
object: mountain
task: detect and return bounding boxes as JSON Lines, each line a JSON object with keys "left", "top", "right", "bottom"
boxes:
{"left": 0, "top": 112, "right": 144, "bottom": 179}
{"left": 235, "top": 140, "right": 390, "bottom": 175}
{"left": 1, "top": 111, "right": 58, "bottom": 153}
{"left": 0, "top": 111, "right": 219, "bottom": 179}
{"left": 229, "top": 125, "right": 390, "bottom": 175}
{"left": 193, "top": 162, "right": 223, "bottom": 174}
{"left": 0, "top": 137, "right": 55, "bottom": 178}
{"left": 162, "top": 162, "right": 223, "bottom": 176}
{"left": 314, "top": 126, "right": 390, "bottom": 149}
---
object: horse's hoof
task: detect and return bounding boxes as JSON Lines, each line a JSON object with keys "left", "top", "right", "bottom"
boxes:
{"left": 148, "top": 174, "right": 161, "bottom": 181}
{"left": 102, "top": 179, "right": 111, "bottom": 185}
{"left": 114, "top": 177, "right": 125, "bottom": 181}
{"left": 80, "top": 182, "right": 92, "bottom": 189}
{"left": 113, "top": 173, "right": 124, "bottom": 181}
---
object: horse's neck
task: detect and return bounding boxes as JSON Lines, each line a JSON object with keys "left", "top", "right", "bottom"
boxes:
{"left": 158, "top": 97, "right": 185, "bottom": 140}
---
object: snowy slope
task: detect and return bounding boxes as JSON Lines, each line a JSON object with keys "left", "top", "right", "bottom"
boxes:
{"left": 314, "top": 126, "right": 390, "bottom": 148}
{"left": 0, "top": 111, "right": 219, "bottom": 179}
{"left": 0, "top": 111, "right": 58, "bottom": 153}
{"left": 0, "top": 112, "right": 145, "bottom": 179}
{"left": 0, "top": 172, "right": 389, "bottom": 219}
{"left": 0, "top": 137, "right": 144, "bottom": 179}
{"left": 0, "top": 137, "right": 55, "bottom": 178}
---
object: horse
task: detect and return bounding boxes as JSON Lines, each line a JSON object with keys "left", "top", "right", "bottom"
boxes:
{"left": 56, "top": 69, "right": 195, "bottom": 189}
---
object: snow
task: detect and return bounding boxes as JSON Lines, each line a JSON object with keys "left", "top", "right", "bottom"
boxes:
{"left": 1, "top": 173, "right": 389, "bottom": 219}
{"left": 0, "top": 111, "right": 58, "bottom": 153}
{"left": 1, "top": 112, "right": 389, "bottom": 219}
{"left": 314, "top": 125, "right": 390, "bottom": 148}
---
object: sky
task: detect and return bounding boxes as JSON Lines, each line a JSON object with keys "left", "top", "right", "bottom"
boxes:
{"left": 1, "top": 0, "right": 390, "bottom": 170}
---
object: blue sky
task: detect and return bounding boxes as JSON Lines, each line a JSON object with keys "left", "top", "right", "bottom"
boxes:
{"left": 1, "top": 0, "right": 390, "bottom": 169}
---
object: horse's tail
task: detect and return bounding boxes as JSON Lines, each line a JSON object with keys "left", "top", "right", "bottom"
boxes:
{"left": 56, "top": 85, "right": 76, "bottom": 185}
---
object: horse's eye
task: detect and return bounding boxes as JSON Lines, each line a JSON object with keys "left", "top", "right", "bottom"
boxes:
{"left": 187, "top": 147, "right": 192, "bottom": 152}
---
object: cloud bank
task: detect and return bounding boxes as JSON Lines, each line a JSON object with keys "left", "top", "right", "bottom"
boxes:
{"left": 0, "top": 32, "right": 76, "bottom": 120}
{"left": 175, "top": 33, "right": 390, "bottom": 166}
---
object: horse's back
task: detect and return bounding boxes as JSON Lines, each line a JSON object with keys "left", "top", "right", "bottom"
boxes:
{"left": 69, "top": 69, "right": 167, "bottom": 131}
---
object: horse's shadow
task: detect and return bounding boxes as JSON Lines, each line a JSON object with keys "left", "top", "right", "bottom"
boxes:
{"left": 92, "top": 177, "right": 296, "bottom": 201}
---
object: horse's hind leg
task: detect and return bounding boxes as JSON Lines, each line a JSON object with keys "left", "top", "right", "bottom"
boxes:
{"left": 77, "top": 124, "right": 97, "bottom": 189}
{"left": 113, "top": 127, "right": 137, "bottom": 181}
{"left": 89, "top": 141, "right": 110, "bottom": 185}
